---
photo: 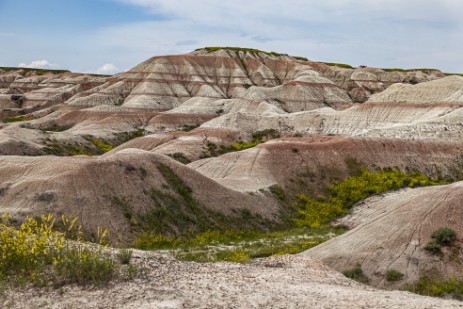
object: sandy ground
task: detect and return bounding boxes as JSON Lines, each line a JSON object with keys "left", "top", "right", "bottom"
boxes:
{"left": 4, "top": 251, "right": 463, "bottom": 309}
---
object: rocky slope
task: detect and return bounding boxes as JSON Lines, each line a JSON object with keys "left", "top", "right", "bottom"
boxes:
{"left": 304, "top": 182, "right": 463, "bottom": 288}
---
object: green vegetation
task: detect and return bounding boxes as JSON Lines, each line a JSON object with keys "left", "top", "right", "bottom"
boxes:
{"left": 43, "top": 139, "right": 96, "bottom": 156}
{"left": 381, "top": 68, "right": 440, "bottom": 73}
{"left": 131, "top": 159, "right": 449, "bottom": 266}
{"left": 386, "top": 269, "right": 404, "bottom": 282}
{"left": 294, "top": 167, "right": 446, "bottom": 228}
{"left": 270, "top": 185, "right": 286, "bottom": 200}
{"left": 431, "top": 227, "right": 457, "bottom": 246}
{"left": 444, "top": 73, "right": 463, "bottom": 77}
{"left": 122, "top": 129, "right": 145, "bottom": 140}
{"left": 424, "top": 227, "right": 457, "bottom": 255}
{"left": 83, "top": 135, "right": 113, "bottom": 153}
{"left": 39, "top": 125, "right": 71, "bottom": 132}
{"left": 199, "top": 129, "right": 280, "bottom": 158}
{"left": 134, "top": 226, "right": 345, "bottom": 263}
{"left": 116, "top": 249, "right": 133, "bottom": 265}
{"left": 128, "top": 163, "right": 280, "bottom": 245}
{"left": 404, "top": 275, "right": 463, "bottom": 300}
{"left": 0, "top": 214, "right": 117, "bottom": 287}
{"left": 342, "top": 263, "right": 369, "bottom": 283}
{"left": 424, "top": 240, "right": 442, "bottom": 255}
{"left": 197, "top": 47, "right": 308, "bottom": 61}
{"left": 168, "top": 152, "right": 192, "bottom": 164}
{"left": 181, "top": 124, "right": 200, "bottom": 132}
{"left": 1, "top": 115, "right": 34, "bottom": 123}
{"left": 320, "top": 62, "right": 355, "bottom": 69}
{"left": 42, "top": 129, "right": 145, "bottom": 156}
{"left": 43, "top": 135, "right": 113, "bottom": 156}
{"left": 0, "top": 67, "right": 70, "bottom": 75}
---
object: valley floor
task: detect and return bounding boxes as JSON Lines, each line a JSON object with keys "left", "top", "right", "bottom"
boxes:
{"left": 4, "top": 251, "right": 463, "bottom": 309}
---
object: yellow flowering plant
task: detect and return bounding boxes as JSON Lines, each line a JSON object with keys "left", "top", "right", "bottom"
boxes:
{"left": 0, "top": 214, "right": 115, "bottom": 287}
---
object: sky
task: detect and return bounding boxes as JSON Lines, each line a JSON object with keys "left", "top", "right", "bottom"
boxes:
{"left": 0, "top": 0, "right": 462, "bottom": 74}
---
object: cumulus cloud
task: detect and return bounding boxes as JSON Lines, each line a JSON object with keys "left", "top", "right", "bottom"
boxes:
{"left": 18, "top": 60, "right": 59, "bottom": 69}
{"left": 96, "top": 63, "right": 119, "bottom": 74}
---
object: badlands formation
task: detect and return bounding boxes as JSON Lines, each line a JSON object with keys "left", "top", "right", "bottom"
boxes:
{"left": 2, "top": 47, "right": 463, "bottom": 307}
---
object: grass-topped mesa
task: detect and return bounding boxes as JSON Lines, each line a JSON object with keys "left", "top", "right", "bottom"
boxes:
{"left": 294, "top": 167, "right": 446, "bottom": 228}
{"left": 0, "top": 214, "right": 122, "bottom": 287}
{"left": 197, "top": 47, "right": 308, "bottom": 61}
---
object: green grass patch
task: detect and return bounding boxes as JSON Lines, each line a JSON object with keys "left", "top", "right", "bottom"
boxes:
{"left": 167, "top": 152, "right": 192, "bottom": 164}
{"left": 128, "top": 164, "right": 280, "bottom": 241}
{"left": 294, "top": 167, "right": 446, "bottom": 228}
{"left": 135, "top": 226, "right": 345, "bottom": 263}
{"left": 199, "top": 129, "right": 280, "bottom": 159}
{"left": 386, "top": 269, "right": 404, "bottom": 282}
{"left": 83, "top": 135, "right": 113, "bottom": 153}
{"left": 43, "top": 135, "right": 113, "bottom": 156}
{"left": 404, "top": 275, "right": 463, "bottom": 300}
{"left": 1, "top": 115, "right": 34, "bottom": 123}
{"left": 343, "top": 263, "right": 369, "bottom": 283}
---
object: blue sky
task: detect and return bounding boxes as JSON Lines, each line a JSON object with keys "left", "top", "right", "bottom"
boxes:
{"left": 0, "top": 0, "right": 462, "bottom": 74}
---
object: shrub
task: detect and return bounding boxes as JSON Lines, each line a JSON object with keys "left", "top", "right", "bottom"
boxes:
{"left": 385, "top": 269, "right": 404, "bottom": 282}
{"left": 424, "top": 240, "right": 442, "bottom": 255}
{"left": 121, "top": 264, "right": 140, "bottom": 281}
{"left": 269, "top": 185, "right": 286, "bottom": 200}
{"left": 431, "top": 227, "right": 457, "bottom": 246}
{"left": 342, "top": 263, "right": 369, "bottom": 283}
{"left": 0, "top": 214, "right": 115, "bottom": 287}
{"left": 117, "top": 249, "right": 133, "bottom": 265}
{"left": 404, "top": 275, "right": 463, "bottom": 300}
{"left": 53, "top": 243, "right": 115, "bottom": 286}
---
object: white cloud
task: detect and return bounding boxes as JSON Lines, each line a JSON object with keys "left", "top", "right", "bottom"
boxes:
{"left": 96, "top": 63, "right": 119, "bottom": 74}
{"left": 18, "top": 60, "right": 59, "bottom": 69}
{"left": 6, "top": 1, "right": 462, "bottom": 73}
{"left": 100, "top": 0, "right": 463, "bottom": 73}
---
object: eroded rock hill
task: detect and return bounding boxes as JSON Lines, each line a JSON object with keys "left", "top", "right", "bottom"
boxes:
{"left": 1, "top": 48, "right": 463, "bottom": 295}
